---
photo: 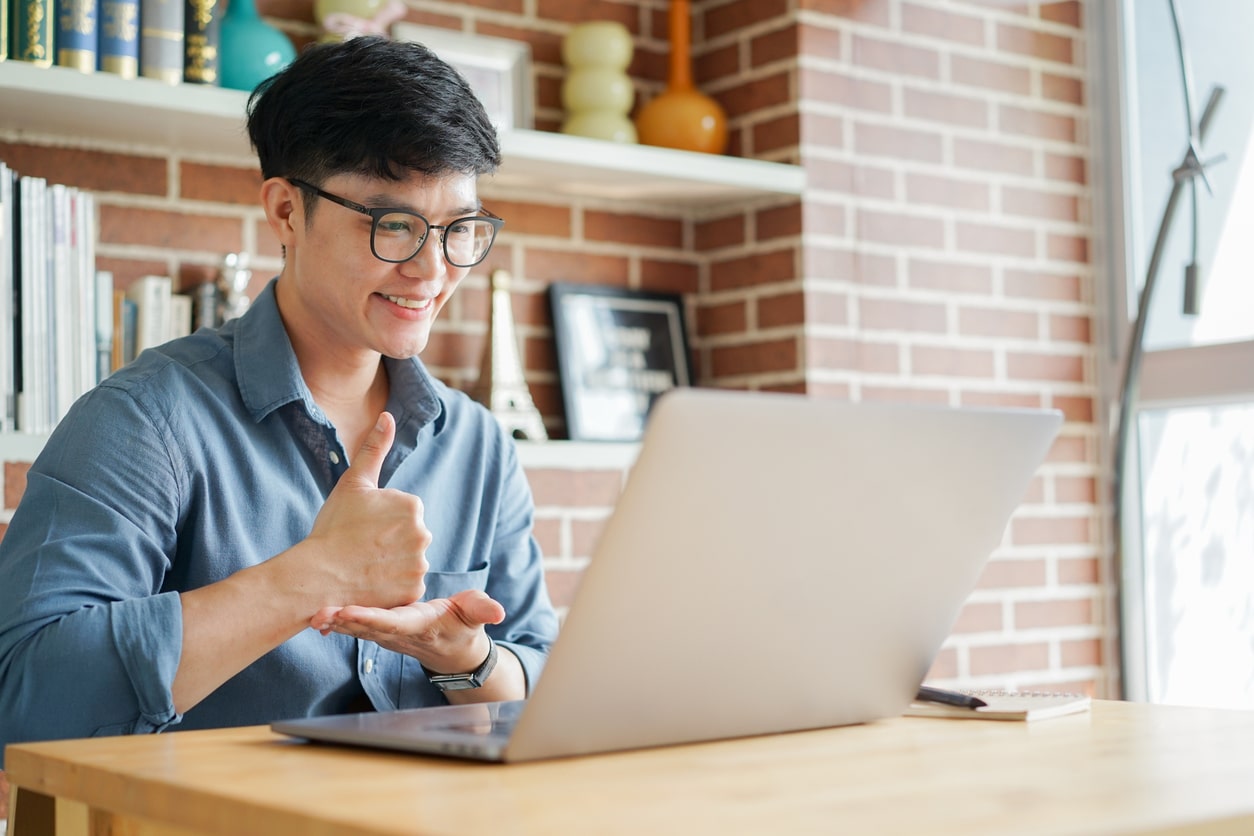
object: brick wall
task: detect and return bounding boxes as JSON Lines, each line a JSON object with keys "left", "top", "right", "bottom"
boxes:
{"left": 0, "top": 0, "right": 1111, "bottom": 696}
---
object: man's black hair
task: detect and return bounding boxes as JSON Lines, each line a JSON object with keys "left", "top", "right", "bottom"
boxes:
{"left": 246, "top": 36, "right": 501, "bottom": 185}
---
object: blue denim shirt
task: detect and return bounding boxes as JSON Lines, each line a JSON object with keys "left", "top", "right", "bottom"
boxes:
{"left": 0, "top": 280, "right": 558, "bottom": 765}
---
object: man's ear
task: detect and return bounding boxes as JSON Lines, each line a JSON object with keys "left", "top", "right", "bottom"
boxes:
{"left": 260, "top": 177, "right": 302, "bottom": 250}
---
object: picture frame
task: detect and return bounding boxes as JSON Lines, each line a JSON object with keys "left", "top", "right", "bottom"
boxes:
{"left": 548, "top": 283, "right": 692, "bottom": 442}
{"left": 391, "top": 23, "right": 534, "bottom": 132}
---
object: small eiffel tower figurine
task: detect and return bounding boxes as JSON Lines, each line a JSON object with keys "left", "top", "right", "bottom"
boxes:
{"left": 469, "top": 269, "right": 549, "bottom": 441}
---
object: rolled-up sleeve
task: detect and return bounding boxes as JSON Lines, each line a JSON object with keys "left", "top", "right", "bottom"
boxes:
{"left": 0, "top": 383, "right": 184, "bottom": 763}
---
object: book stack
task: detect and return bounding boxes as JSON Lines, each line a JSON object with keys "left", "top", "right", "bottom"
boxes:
{"left": 1, "top": 161, "right": 106, "bottom": 433}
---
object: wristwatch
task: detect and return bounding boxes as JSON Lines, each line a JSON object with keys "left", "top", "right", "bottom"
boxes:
{"left": 424, "top": 638, "right": 499, "bottom": 692}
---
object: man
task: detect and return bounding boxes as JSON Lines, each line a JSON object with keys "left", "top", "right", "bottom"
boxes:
{"left": 0, "top": 36, "right": 558, "bottom": 764}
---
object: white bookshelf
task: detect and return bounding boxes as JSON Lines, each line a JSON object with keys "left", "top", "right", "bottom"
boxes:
{"left": 0, "top": 62, "right": 805, "bottom": 206}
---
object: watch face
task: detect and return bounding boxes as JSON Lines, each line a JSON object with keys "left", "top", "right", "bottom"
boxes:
{"left": 431, "top": 676, "right": 479, "bottom": 692}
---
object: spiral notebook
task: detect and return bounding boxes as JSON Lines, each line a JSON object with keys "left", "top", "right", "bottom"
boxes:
{"left": 905, "top": 691, "right": 1091, "bottom": 722}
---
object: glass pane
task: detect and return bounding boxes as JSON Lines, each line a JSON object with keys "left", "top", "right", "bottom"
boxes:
{"left": 1138, "top": 403, "right": 1254, "bottom": 708}
{"left": 1127, "top": 0, "right": 1254, "bottom": 350}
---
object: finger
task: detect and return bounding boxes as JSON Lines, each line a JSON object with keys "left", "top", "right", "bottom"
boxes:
{"left": 341, "top": 412, "right": 396, "bottom": 490}
{"left": 447, "top": 589, "right": 506, "bottom": 627}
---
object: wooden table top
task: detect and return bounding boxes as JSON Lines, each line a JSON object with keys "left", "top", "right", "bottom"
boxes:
{"left": 7, "top": 699, "right": 1254, "bottom": 835}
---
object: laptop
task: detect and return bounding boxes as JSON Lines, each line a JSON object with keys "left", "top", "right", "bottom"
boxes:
{"left": 272, "top": 388, "right": 1062, "bottom": 762}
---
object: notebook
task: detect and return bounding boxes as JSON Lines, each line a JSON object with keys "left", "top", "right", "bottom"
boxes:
{"left": 272, "top": 388, "right": 1062, "bottom": 762}
{"left": 905, "top": 690, "right": 1092, "bottom": 722}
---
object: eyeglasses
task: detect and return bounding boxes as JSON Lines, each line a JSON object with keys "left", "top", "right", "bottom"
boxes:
{"left": 288, "top": 178, "right": 503, "bottom": 268}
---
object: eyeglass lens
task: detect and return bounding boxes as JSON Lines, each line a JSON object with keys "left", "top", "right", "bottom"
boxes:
{"left": 373, "top": 213, "right": 498, "bottom": 267}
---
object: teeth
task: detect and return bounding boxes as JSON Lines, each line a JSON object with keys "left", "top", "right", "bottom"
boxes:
{"left": 382, "top": 294, "right": 432, "bottom": 310}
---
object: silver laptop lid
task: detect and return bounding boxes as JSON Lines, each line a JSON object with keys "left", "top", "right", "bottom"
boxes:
{"left": 504, "top": 389, "right": 1061, "bottom": 761}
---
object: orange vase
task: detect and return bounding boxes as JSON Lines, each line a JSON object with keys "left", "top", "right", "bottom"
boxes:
{"left": 634, "top": 0, "right": 728, "bottom": 155}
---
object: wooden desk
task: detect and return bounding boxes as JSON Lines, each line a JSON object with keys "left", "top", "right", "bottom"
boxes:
{"left": 6, "top": 700, "right": 1254, "bottom": 835}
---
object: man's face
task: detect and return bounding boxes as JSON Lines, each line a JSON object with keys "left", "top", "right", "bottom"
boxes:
{"left": 278, "top": 169, "right": 481, "bottom": 362}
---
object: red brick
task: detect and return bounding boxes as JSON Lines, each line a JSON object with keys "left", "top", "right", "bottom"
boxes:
{"left": 852, "top": 34, "right": 940, "bottom": 78}
{"left": 903, "top": 87, "right": 989, "bottom": 129}
{"left": 527, "top": 469, "right": 624, "bottom": 507}
{"left": 5, "top": 462, "right": 30, "bottom": 509}
{"left": 719, "top": 72, "right": 792, "bottom": 121}
{"left": 961, "top": 391, "right": 1043, "bottom": 410}
{"left": 758, "top": 291, "right": 807, "bottom": 329}
{"left": 859, "top": 297, "right": 947, "bottom": 332}
{"left": 695, "top": 214, "right": 747, "bottom": 252}
{"left": 953, "top": 138, "right": 1035, "bottom": 176}
{"left": 703, "top": 0, "right": 791, "bottom": 40}
{"left": 1056, "top": 477, "right": 1098, "bottom": 505}
{"left": 798, "top": 68, "right": 893, "bottom": 114}
{"left": 699, "top": 299, "right": 749, "bottom": 336}
{"left": 1041, "top": 1, "right": 1083, "bottom": 28}
{"left": 640, "top": 260, "right": 700, "bottom": 296}
{"left": 0, "top": 142, "right": 167, "bottom": 195}
{"left": 1059, "top": 556, "right": 1101, "bottom": 585}
{"left": 968, "top": 642, "right": 1050, "bottom": 676}
{"left": 797, "top": 21, "right": 842, "bottom": 60}
{"left": 1005, "top": 270, "right": 1083, "bottom": 302}
{"left": 911, "top": 345, "right": 995, "bottom": 378}
{"left": 530, "top": 518, "right": 562, "bottom": 557}
{"left": 927, "top": 647, "right": 958, "bottom": 679}
{"left": 978, "top": 558, "right": 1047, "bottom": 589}
{"left": 99, "top": 206, "right": 243, "bottom": 253}
{"left": 711, "top": 338, "right": 799, "bottom": 377}
{"left": 959, "top": 306, "right": 1039, "bottom": 340}
{"left": 908, "top": 258, "right": 993, "bottom": 295}
{"left": 996, "top": 22, "right": 1075, "bottom": 64}
{"left": 757, "top": 204, "right": 803, "bottom": 240}
{"left": 1061, "top": 638, "right": 1102, "bottom": 668}
{"left": 584, "top": 211, "right": 683, "bottom": 248}
{"left": 180, "top": 162, "right": 262, "bottom": 205}
{"left": 753, "top": 113, "right": 804, "bottom": 155}
{"left": 1000, "top": 104, "right": 1077, "bottom": 144}
{"left": 1011, "top": 515, "right": 1091, "bottom": 546}
{"left": 1047, "top": 233, "right": 1090, "bottom": 264}
{"left": 955, "top": 221, "right": 1035, "bottom": 258}
{"left": 860, "top": 386, "right": 948, "bottom": 405}
{"left": 857, "top": 209, "right": 945, "bottom": 249}
{"left": 570, "top": 516, "right": 611, "bottom": 558}
{"left": 1006, "top": 351, "right": 1085, "bottom": 383}
{"left": 1002, "top": 186, "right": 1080, "bottom": 222}
{"left": 536, "top": 0, "right": 632, "bottom": 26}
{"left": 1052, "top": 395, "right": 1094, "bottom": 422}
{"left": 805, "top": 159, "right": 896, "bottom": 199}
{"left": 709, "top": 248, "right": 796, "bottom": 291}
{"left": 752, "top": 22, "right": 802, "bottom": 67}
{"left": 797, "top": 0, "right": 891, "bottom": 26}
{"left": 802, "top": 290, "right": 848, "bottom": 328}
{"left": 854, "top": 122, "right": 943, "bottom": 164}
{"left": 901, "top": 3, "right": 986, "bottom": 47}
{"left": 1042, "top": 72, "right": 1085, "bottom": 106}
{"left": 486, "top": 200, "right": 572, "bottom": 237}
{"left": 951, "top": 55, "right": 1031, "bottom": 96}
{"left": 523, "top": 249, "right": 629, "bottom": 286}
{"left": 906, "top": 172, "right": 990, "bottom": 211}
{"left": 1015, "top": 598, "right": 1093, "bottom": 629}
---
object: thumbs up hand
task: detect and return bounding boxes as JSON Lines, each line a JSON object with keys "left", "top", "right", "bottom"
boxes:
{"left": 303, "top": 412, "right": 431, "bottom": 610}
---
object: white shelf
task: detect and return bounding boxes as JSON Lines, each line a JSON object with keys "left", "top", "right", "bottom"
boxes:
{"left": 0, "top": 61, "right": 804, "bottom": 206}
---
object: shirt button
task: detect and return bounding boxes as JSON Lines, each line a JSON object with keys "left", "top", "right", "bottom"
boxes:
{"left": 364, "top": 658, "right": 374, "bottom": 674}
{"left": 329, "top": 450, "right": 341, "bottom": 465}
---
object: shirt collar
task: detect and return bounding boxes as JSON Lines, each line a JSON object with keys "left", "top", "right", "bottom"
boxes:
{"left": 231, "top": 279, "right": 446, "bottom": 436}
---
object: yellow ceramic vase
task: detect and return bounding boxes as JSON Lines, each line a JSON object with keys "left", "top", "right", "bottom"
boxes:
{"left": 634, "top": 0, "right": 728, "bottom": 155}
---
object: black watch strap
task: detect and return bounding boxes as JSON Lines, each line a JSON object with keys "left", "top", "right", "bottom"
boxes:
{"left": 424, "top": 638, "right": 499, "bottom": 692}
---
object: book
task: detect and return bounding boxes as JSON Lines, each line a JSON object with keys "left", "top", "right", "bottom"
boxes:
{"left": 126, "top": 274, "right": 173, "bottom": 354}
{"left": 183, "top": 0, "right": 221, "bottom": 84}
{"left": 168, "top": 291, "right": 192, "bottom": 339}
{"left": 1, "top": 0, "right": 8, "bottom": 61}
{"left": 56, "top": 0, "right": 98, "bottom": 73}
{"left": 95, "top": 270, "right": 113, "bottom": 380}
{"left": 905, "top": 690, "right": 1092, "bottom": 722}
{"left": 140, "top": 0, "right": 183, "bottom": 84}
{"left": 98, "top": 0, "right": 139, "bottom": 77}
{"left": 0, "top": 163, "right": 14, "bottom": 431}
{"left": 12, "top": 0, "right": 54, "bottom": 66}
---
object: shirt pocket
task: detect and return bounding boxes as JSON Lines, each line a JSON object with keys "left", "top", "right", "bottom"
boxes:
{"left": 421, "top": 564, "right": 489, "bottom": 601}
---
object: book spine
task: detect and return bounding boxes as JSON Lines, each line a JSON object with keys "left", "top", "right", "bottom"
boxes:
{"left": 183, "top": 0, "right": 219, "bottom": 85}
{"left": 98, "top": 0, "right": 139, "bottom": 78}
{"left": 12, "top": 0, "right": 54, "bottom": 66}
{"left": 1, "top": 0, "right": 9, "bottom": 62}
{"left": 0, "top": 163, "right": 14, "bottom": 431}
{"left": 140, "top": 0, "right": 183, "bottom": 84}
{"left": 95, "top": 270, "right": 113, "bottom": 382}
{"left": 55, "top": 0, "right": 98, "bottom": 73}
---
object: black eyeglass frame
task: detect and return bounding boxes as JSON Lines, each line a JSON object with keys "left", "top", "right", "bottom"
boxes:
{"left": 288, "top": 178, "right": 504, "bottom": 268}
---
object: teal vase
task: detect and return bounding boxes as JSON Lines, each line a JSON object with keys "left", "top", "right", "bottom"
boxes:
{"left": 220, "top": 0, "right": 296, "bottom": 92}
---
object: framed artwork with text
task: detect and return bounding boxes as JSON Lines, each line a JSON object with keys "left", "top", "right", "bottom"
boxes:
{"left": 548, "top": 283, "right": 692, "bottom": 442}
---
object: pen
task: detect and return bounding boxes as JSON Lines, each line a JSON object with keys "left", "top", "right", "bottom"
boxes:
{"left": 916, "top": 685, "right": 988, "bottom": 709}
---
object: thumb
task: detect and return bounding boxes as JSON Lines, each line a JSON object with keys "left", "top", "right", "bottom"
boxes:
{"left": 342, "top": 411, "right": 395, "bottom": 489}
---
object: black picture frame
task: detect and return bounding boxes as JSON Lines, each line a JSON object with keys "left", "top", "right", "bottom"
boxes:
{"left": 548, "top": 282, "right": 692, "bottom": 442}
